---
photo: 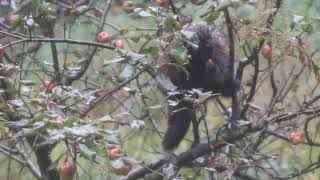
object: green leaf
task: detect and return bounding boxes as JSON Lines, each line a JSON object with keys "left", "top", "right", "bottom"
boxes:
{"left": 237, "top": 120, "right": 251, "bottom": 126}
{"left": 180, "top": 30, "right": 196, "bottom": 40}
{"left": 9, "top": 118, "right": 30, "bottom": 128}
{"left": 37, "top": 129, "right": 65, "bottom": 147}
{"left": 31, "top": 0, "right": 40, "bottom": 9}
{"left": 302, "top": 23, "right": 314, "bottom": 34}
{"left": 165, "top": 17, "right": 182, "bottom": 32}
{"left": 11, "top": 0, "right": 18, "bottom": 10}
{"left": 79, "top": 144, "right": 96, "bottom": 161}
{"left": 146, "top": 104, "right": 162, "bottom": 110}
{"left": 33, "top": 112, "right": 54, "bottom": 122}
{"left": 207, "top": 11, "right": 220, "bottom": 22}
{"left": 103, "top": 57, "right": 126, "bottom": 66}
{"left": 12, "top": 128, "right": 37, "bottom": 139}
{"left": 111, "top": 159, "right": 126, "bottom": 168}
{"left": 7, "top": 99, "right": 24, "bottom": 107}
{"left": 20, "top": 80, "right": 39, "bottom": 86}
{"left": 97, "top": 115, "right": 113, "bottom": 122}
{"left": 293, "top": 15, "right": 304, "bottom": 23}
{"left": 136, "top": 9, "right": 154, "bottom": 17}
{"left": 120, "top": 65, "right": 135, "bottom": 79}
{"left": 101, "top": 130, "right": 119, "bottom": 144}
{"left": 141, "top": 46, "right": 159, "bottom": 57}
{"left": 124, "top": 52, "right": 145, "bottom": 62}
{"left": 64, "top": 125, "right": 98, "bottom": 137}
{"left": 62, "top": 116, "right": 81, "bottom": 127}
{"left": 156, "top": 72, "right": 177, "bottom": 91}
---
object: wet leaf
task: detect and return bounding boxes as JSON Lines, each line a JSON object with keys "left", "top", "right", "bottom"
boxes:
{"left": 79, "top": 144, "right": 96, "bottom": 161}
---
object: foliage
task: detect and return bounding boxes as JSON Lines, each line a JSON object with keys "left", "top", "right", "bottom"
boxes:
{"left": 0, "top": 0, "right": 320, "bottom": 180}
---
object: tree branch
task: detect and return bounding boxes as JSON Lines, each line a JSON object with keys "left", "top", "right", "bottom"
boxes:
{"left": 65, "top": 0, "right": 113, "bottom": 85}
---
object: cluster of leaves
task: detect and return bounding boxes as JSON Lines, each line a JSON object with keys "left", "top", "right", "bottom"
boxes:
{"left": 0, "top": 62, "right": 118, "bottom": 159}
{"left": 0, "top": 0, "right": 320, "bottom": 180}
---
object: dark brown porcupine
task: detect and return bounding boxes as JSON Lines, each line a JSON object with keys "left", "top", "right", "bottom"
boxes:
{"left": 162, "top": 23, "right": 240, "bottom": 150}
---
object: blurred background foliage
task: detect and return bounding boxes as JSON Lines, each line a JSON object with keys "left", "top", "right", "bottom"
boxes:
{"left": 0, "top": 0, "right": 320, "bottom": 179}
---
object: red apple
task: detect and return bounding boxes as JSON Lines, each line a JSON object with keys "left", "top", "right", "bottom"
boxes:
{"left": 289, "top": 132, "right": 305, "bottom": 145}
{"left": 153, "top": 0, "right": 169, "bottom": 7}
{"left": 47, "top": 100, "right": 57, "bottom": 111}
{"left": 56, "top": 115, "right": 66, "bottom": 124}
{"left": 58, "top": 160, "right": 76, "bottom": 180}
{"left": 6, "top": 15, "right": 20, "bottom": 28}
{"left": 113, "top": 39, "right": 124, "bottom": 49}
{"left": 41, "top": 80, "right": 55, "bottom": 91}
{"left": 207, "top": 58, "right": 214, "bottom": 65}
{"left": 111, "top": 160, "right": 132, "bottom": 175}
{"left": 108, "top": 148, "right": 122, "bottom": 160}
{"left": 191, "top": 0, "right": 200, "bottom": 5}
{"left": 0, "top": 45, "right": 4, "bottom": 61}
{"left": 97, "top": 32, "right": 111, "bottom": 43}
{"left": 261, "top": 44, "right": 272, "bottom": 59}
